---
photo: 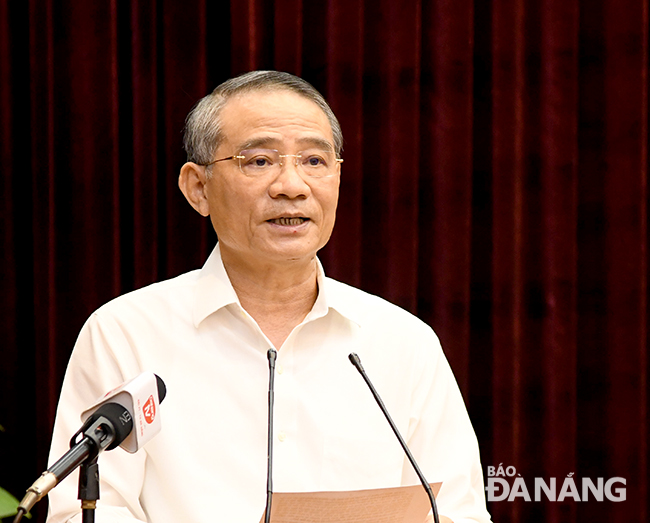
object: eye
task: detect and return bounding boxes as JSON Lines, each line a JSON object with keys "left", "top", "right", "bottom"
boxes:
{"left": 301, "top": 152, "right": 329, "bottom": 168}
{"left": 251, "top": 157, "right": 270, "bottom": 167}
{"left": 240, "top": 149, "right": 278, "bottom": 170}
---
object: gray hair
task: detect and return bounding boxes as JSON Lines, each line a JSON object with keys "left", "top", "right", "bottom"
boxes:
{"left": 183, "top": 71, "right": 343, "bottom": 168}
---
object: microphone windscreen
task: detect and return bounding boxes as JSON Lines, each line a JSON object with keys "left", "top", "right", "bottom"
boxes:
{"left": 155, "top": 374, "right": 167, "bottom": 402}
{"left": 92, "top": 402, "right": 134, "bottom": 449}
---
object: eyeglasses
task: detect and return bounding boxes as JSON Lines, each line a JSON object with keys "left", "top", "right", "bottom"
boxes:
{"left": 200, "top": 148, "right": 343, "bottom": 178}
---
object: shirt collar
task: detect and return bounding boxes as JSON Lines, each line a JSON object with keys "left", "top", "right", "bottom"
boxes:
{"left": 193, "top": 244, "right": 362, "bottom": 328}
{"left": 192, "top": 244, "right": 241, "bottom": 327}
{"left": 313, "top": 259, "right": 363, "bottom": 327}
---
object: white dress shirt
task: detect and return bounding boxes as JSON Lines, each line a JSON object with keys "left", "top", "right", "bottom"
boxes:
{"left": 46, "top": 244, "right": 491, "bottom": 523}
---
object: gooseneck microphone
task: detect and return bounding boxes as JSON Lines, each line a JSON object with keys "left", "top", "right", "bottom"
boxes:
{"left": 264, "top": 348, "right": 277, "bottom": 523}
{"left": 13, "top": 374, "right": 167, "bottom": 523}
{"left": 348, "top": 353, "right": 440, "bottom": 523}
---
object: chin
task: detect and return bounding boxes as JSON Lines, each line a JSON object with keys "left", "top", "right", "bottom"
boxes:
{"left": 268, "top": 249, "right": 316, "bottom": 264}
{"left": 260, "top": 242, "right": 321, "bottom": 264}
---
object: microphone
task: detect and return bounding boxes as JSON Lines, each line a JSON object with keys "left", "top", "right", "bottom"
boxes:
{"left": 348, "top": 353, "right": 440, "bottom": 523}
{"left": 264, "top": 348, "right": 277, "bottom": 523}
{"left": 14, "top": 373, "right": 166, "bottom": 520}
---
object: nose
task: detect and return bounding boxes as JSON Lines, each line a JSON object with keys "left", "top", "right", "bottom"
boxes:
{"left": 268, "top": 157, "right": 311, "bottom": 199}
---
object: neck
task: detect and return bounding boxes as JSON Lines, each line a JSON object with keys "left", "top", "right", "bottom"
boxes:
{"left": 220, "top": 247, "right": 319, "bottom": 349}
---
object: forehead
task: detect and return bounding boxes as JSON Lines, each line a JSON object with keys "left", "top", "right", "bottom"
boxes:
{"left": 217, "top": 89, "right": 335, "bottom": 150}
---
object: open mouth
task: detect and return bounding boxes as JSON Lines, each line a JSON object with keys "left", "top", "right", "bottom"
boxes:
{"left": 268, "top": 217, "right": 309, "bottom": 226}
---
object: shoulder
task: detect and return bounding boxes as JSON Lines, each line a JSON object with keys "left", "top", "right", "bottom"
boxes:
{"left": 71, "top": 269, "right": 203, "bottom": 366}
{"left": 92, "top": 269, "right": 201, "bottom": 323}
{"left": 324, "top": 277, "right": 439, "bottom": 345}
{"left": 323, "top": 278, "right": 449, "bottom": 390}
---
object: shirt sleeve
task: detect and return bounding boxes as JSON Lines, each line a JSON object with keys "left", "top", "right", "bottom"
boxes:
{"left": 401, "top": 331, "right": 492, "bottom": 523}
{"left": 46, "top": 312, "right": 148, "bottom": 523}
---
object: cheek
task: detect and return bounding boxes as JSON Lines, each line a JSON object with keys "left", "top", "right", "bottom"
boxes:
{"left": 320, "top": 186, "right": 340, "bottom": 220}
{"left": 207, "top": 183, "right": 259, "bottom": 235}
{"left": 315, "top": 192, "right": 339, "bottom": 241}
{"left": 206, "top": 185, "right": 237, "bottom": 236}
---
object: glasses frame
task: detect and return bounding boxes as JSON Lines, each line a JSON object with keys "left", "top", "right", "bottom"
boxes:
{"left": 200, "top": 149, "right": 343, "bottom": 177}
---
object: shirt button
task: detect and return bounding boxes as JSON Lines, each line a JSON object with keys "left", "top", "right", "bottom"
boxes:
{"left": 277, "top": 365, "right": 284, "bottom": 375}
{"left": 278, "top": 431, "right": 286, "bottom": 442}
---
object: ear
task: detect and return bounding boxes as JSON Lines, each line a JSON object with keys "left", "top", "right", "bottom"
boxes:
{"left": 178, "top": 162, "right": 210, "bottom": 217}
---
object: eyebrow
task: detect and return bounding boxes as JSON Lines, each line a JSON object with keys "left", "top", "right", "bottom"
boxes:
{"left": 297, "top": 137, "right": 335, "bottom": 152}
{"left": 237, "top": 136, "right": 335, "bottom": 152}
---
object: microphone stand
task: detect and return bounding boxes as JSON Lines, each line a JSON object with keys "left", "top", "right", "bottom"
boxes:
{"left": 349, "top": 353, "right": 440, "bottom": 523}
{"left": 264, "top": 348, "right": 277, "bottom": 523}
{"left": 79, "top": 457, "right": 100, "bottom": 523}
{"left": 11, "top": 457, "right": 101, "bottom": 523}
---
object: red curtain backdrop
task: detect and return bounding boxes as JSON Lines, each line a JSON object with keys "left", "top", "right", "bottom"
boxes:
{"left": 1, "top": 1, "right": 648, "bottom": 522}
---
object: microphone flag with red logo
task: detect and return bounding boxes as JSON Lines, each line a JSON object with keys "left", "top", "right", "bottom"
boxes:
{"left": 80, "top": 371, "right": 163, "bottom": 453}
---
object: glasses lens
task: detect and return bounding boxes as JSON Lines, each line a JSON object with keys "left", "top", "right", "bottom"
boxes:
{"left": 239, "top": 149, "right": 280, "bottom": 176}
{"left": 237, "top": 148, "right": 339, "bottom": 177}
{"left": 298, "top": 149, "right": 337, "bottom": 177}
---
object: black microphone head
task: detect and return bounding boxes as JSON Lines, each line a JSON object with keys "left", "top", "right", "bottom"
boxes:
{"left": 155, "top": 374, "right": 167, "bottom": 402}
{"left": 91, "top": 402, "right": 134, "bottom": 450}
{"left": 348, "top": 352, "right": 363, "bottom": 371}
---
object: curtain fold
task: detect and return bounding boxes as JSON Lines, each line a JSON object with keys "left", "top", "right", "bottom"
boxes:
{"left": 1, "top": 1, "right": 648, "bottom": 521}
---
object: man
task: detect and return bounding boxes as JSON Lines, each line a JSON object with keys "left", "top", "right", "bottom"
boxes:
{"left": 46, "top": 71, "right": 491, "bottom": 523}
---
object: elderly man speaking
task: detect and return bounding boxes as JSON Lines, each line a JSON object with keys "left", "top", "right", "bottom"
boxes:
{"left": 45, "top": 71, "right": 492, "bottom": 523}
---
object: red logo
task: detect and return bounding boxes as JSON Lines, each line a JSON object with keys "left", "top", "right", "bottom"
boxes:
{"left": 143, "top": 395, "right": 156, "bottom": 424}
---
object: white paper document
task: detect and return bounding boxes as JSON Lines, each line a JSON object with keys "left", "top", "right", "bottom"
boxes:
{"left": 258, "top": 483, "right": 442, "bottom": 523}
